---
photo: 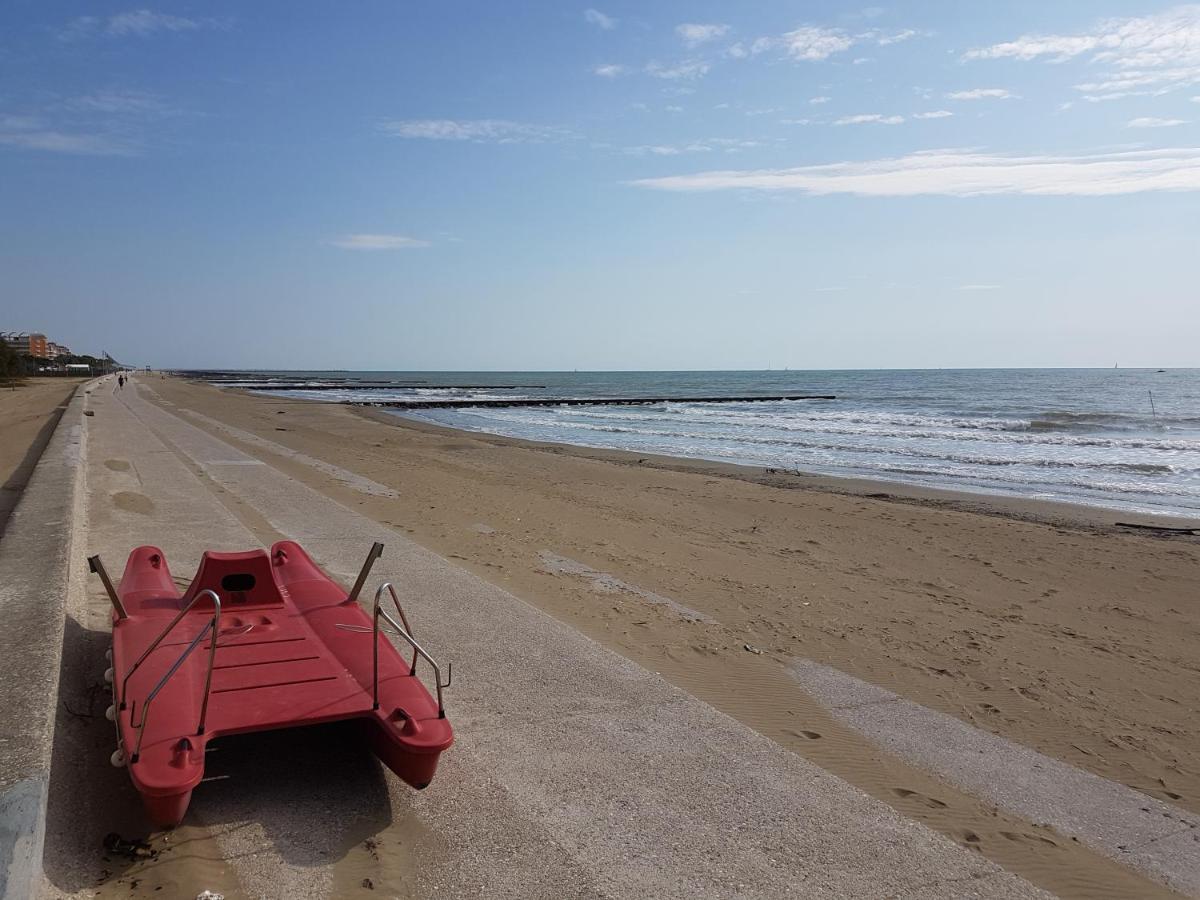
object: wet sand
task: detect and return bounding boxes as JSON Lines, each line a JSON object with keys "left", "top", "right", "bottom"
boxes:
{"left": 0, "top": 378, "right": 82, "bottom": 537}
{"left": 130, "top": 376, "right": 1200, "bottom": 897}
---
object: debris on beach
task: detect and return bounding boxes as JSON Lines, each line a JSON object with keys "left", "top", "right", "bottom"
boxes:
{"left": 102, "top": 832, "right": 156, "bottom": 861}
{"left": 744, "top": 643, "right": 763, "bottom": 655}
{"left": 1115, "top": 521, "right": 1199, "bottom": 535}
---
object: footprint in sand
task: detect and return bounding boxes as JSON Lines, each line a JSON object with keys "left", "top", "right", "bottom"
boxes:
{"left": 104, "top": 459, "right": 131, "bottom": 471}
{"left": 112, "top": 491, "right": 154, "bottom": 515}
{"left": 783, "top": 729, "right": 823, "bottom": 740}
{"left": 1000, "top": 830, "right": 1059, "bottom": 847}
{"left": 892, "top": 787, "right": 948, "bottom": 809}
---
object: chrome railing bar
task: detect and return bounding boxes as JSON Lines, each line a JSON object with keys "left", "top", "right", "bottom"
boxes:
{"left": 119, "top": 589, "right": 220, "bottom": 709}
{"left": 197, "top": 594, "right": 222, "bottom": 734}
{"left": 127, "top": 593, "right": 221, "bottom": 762}
{"left": 372, "top": 582, "right": 449, "bottom": 718}
{"left": 383, "top": 582, "right": 418, "bottom": 673}
{"left": 379, "top": 609, "right": 449, "bottom": 717}
{"left": 129, "top": 621, "right": 212, "bottom": 761}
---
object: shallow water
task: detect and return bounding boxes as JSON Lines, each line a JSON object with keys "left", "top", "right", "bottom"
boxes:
{"left": 233, "top": 369, "right": 1200, "bottom": 518}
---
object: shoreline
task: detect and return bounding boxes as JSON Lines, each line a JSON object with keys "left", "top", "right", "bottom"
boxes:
{"left": 358, "top": 405, "right": 1200, "bottom": 532}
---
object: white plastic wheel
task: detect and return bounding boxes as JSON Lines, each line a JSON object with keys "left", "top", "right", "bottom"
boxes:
{"left": 103, "top": 667, "right": 114, "bottom": 684}
{"left": 110, "top": 749, "right": 126, "bottom": 768}
{"left": 105, "top": 704, "right": 116, "bottom": 722}
{"left": 105, "top": 648, "right": 112, "bottom": 663}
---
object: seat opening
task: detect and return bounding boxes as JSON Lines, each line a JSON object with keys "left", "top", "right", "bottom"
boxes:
{"left": 181, "top": 550, "right": 285, "bottom": 609}
{"left": 221, "top": 573, "right": 256, "bottom": 592}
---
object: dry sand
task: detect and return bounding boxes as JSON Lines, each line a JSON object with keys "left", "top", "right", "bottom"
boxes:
{"left": 0, "top": 378, "right": 82, "bottom": 537}
{"left": 138, "top": 377, "right": 1200, "bottom": 896}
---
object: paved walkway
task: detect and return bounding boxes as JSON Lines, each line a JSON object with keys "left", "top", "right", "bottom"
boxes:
{"left": 41, "top": 379, "right": 1047, "bottom": 898}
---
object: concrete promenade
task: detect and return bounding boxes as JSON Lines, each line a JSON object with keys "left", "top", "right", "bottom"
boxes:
{"left": 29, "top": 377, "right": 1049, "bottom": 898}
{"left": 0, "top": 380, "right": 86, "bottom": 900}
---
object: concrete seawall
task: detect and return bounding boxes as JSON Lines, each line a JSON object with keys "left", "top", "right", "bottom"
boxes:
{"left": 0, "top": 381, "right": 88, "bottom": 899}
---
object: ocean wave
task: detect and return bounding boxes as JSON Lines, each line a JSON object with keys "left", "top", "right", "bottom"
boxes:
{"left": 445, "top": 411, "right": 1198, "bottom": 476}
{"left": 496, "top": 408, "right": 1200, "bottom": 454}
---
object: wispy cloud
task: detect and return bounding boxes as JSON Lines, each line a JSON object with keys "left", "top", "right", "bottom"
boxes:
{"left": 60, "top": 9, "right": 226, "bottom": 41}
{"left": 624, "top": 144, "right": 710, "bottom": 157}
{"left": 379, "top": 119, "right": 570, "bottom": 143}
{"left": 629, "top": 148, "right": 1200, "bottom": 197}
{"left": 624, "top": 138, "right": 762, "bottom": 157}
{"left": 331, "top": 234, "right": 431, "bottom": 250}
{"left": 0, "top": 115, "right": 138, "bottom": 156}
{"left": 809, "top": 95, "right": 832, "bottom": 105}
{"left": 913, "top": 110, "right": 954, "bottom": 119}
{"left": 1128, "top": 116, "right": 1188, "bottom": 128}
{"left": 958, "top": 284, "right": 1001, "bottom": 291}
{"left": 749, "top": 23, "right": 923, "bottom": 62}
{"left": 835, "top": 113, "right": 904, "bottom": 125}
{"left": 583, "top": 8, "right": 616, "bottom": 30}
{"left": 0, "top": 84, "right": 180, "bottom": 156}
{"left": 645, "top": 60, "right": 711, "bottom": 81}
{"left": 778, "top": 26, "right": 855, "bottom": 61}
{"left": 876, "top": 29, "right": 919, "bottom": 46}
{"left": 964, "top": 6, "right": 1200, "bottom": 101}
{"left": 676, "top": 23, "right": 730, "bottom": 47}
{"left": 65, "top": 89, "right": 169, "bottom": 115}
{"left": 946, "top": 88, "right": 1018, "bottom": 101}
{"left": 593, "top": 64, "right": 625, "bottom": 78}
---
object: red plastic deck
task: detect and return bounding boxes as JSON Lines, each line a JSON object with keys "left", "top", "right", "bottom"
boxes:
{"left": 103, "top": 541, "right": 452, "bottom": 827}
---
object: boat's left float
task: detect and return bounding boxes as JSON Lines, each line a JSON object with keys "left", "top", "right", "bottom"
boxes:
{"left": 88, "top": 540, "right": 453, "bottom": 827}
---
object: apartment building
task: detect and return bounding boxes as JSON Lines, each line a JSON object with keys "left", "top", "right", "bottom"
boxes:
{"left": 1, "top": 331, "right": 49, "bottom": 357}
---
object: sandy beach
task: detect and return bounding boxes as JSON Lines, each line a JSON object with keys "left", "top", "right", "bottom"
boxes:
{"left": 0, "top": 379, "right": 82, "bottom": 537}
{"left": 105, "top": 375, "right": 1195, "bottom": 896}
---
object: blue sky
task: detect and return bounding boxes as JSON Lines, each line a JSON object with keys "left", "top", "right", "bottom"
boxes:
{"left": 2, "top": 2, "right": 1198, "bottom": 369}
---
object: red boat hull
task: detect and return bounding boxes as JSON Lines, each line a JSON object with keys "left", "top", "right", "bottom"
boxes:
{"left": 108, "top": 542, "right": 452, "bottom": 827}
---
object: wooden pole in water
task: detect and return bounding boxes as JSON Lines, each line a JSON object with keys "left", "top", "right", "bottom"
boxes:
{"left": 1149, "top": 390, "right": 1157, "bottom": 418}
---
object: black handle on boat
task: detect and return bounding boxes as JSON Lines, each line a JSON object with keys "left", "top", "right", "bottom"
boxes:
{"left": 88, "top": 555, "right": 128, "bottom": 619}
{"left": 347, "top": 542, "right": 384, "bottom": 605}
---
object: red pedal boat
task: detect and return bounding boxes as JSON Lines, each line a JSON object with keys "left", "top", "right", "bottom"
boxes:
{"left": 88, "top": 541, "right": 452, "bottom": 827}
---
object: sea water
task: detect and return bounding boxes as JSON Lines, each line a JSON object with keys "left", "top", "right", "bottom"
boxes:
{"left": 228, "top": 369, "right": 1200, "bottom": 519}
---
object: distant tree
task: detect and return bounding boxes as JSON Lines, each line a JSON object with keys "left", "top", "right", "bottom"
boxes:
{"left": 0, "top": 342, "right": 27, "bottom": 386}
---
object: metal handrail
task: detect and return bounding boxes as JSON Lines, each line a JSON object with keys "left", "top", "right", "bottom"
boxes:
{"left": 119, "top": 589, "right": 221, "bottom": 709}
{"left": 372, "top": 582, "right": 450, "bottom": 718}
{"left": 128, "top": 609, "right": 220, "bottom": 762}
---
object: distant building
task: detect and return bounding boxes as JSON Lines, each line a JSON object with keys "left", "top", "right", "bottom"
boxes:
{"left": 46, "top": 341, "right": 70, "bottom": 359}
{"left": 1, "top": 331, "right": 49, "bottom": 357}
